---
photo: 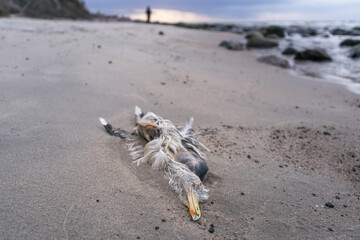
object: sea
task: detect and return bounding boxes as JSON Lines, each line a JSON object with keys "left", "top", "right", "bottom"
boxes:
{"left": 228, "top": 21, "right": 360, "bottom": 95}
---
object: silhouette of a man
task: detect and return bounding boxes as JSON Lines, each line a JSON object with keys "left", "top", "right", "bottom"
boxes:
{"left": 146, "top": 6, "right": 151, "bottom": 23}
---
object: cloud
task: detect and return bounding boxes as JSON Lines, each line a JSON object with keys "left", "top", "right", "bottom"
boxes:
{"left": 128, "top": 8, "right": 217, "bottom": 23}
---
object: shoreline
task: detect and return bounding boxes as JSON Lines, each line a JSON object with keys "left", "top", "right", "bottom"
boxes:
{"left": 0, "top": 18, "right": 359, "bottom": 239}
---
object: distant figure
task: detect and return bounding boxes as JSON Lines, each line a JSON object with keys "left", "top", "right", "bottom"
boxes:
{"left": 146, "top": 6, "right": 151, "bottom": 23}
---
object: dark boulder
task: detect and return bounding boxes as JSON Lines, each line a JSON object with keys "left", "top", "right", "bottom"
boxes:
{"left": 245, "top": 31, "right": 264, "bottom": 40}
{"left": 282, "top": 47, "right": 298, "bottom": 55}
{"left": 0, "top": 6, "right": 7, "bottom": 16}
{"left": 287, "top": 26, "right": 317, "bottom": 37}
{"left": 257, "top": 55, "right": 290, "bottom": 68}
{"left": 340, "top": 39, "right": 360, "bottom": 47}
{"left": 295, "top": 48, "right": 332, "bottom": 62}
{"left": 331, "top": 28, "right": 360, "bottom": 36}
{"left": 263, "top": 25, "right": 285, "bottom": 38}
{"left": 349, "top": 45, "right": 360, "bottom": 59}
{"left": 219, "top": 40, "right": 244, "bottom": 50}
{"left": 247, "top": 38, "right": 278, "bottom": 49}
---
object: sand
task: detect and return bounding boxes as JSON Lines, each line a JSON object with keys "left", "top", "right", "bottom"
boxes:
{"left": 0, "top": 18, "right": 359, "bottom": 239}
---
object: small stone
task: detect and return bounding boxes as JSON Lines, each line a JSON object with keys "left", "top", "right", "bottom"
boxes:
{"left": 211, "top": 200, "right": 215, "bottom": 204}
{"left": 254, "top": 160, "right": 259, "bottom": 163}
{"left": 137, "top": 237, "right": 140, "bottom": 239}
{"left": 325, "top": 202, "right": 334, "bottom": 208}
{"left": 96, "top": 199, "right": 99, "bottom": 202}
{"left": 343, "top": 204, "right": 348, "bottom": 208}
{"left": 97, "top": 45, "right": 101, "bottom": 48}
{"left": 323, "top": 131, "right": 331, "bottom": 136}
{"left": 161, "top": 219, "right": 166, "bottom": 222}
{"left": 241, "top": 192, "right": 245, "bottom": 195}
{"left": 108, "top": 61, "right": 112, "bottom": 64}
{"left": 155, "top": 226, "right": 159, "bottom": 230}
{"left": 335, "top": 195, "right": 341, "bottom": 199}
{"left": 279, "top": 165, "right": 284, "bottom": 168}
{"left": 158, "top": 31, "right": 164, "bottom": 35}
{"left": 160, "top": 82, "right": 166, "bottom": 85}
{"left": 210, "top": 224, "right": 214, "bottom": 227}
{"left": 208, "top": 227, "right": 214, "bottom": 233}
{"left": 247, "top": 155, "right": 251, "bottom": 159}
{"left": 328, "top": 227, "right": 334, "bottom": 232}
{"left": 312, "top": 193, "right": 317, "bottom": 197}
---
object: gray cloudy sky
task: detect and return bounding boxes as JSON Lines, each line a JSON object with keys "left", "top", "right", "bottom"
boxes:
{"left": 82, "top": 0, "right": 360, "bottom": 22}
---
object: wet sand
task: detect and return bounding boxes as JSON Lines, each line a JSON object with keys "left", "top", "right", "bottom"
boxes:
{"left": 0, "top": 18, "right": 359, "bottom": 239}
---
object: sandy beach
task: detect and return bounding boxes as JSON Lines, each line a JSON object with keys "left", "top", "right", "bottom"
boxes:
{"left": 0, "top": 18, "right": 359, "bottom": 239}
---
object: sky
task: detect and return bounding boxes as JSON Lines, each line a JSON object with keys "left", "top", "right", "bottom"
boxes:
{"left": 82, "top": 0, "right": 360, "bottom": 23}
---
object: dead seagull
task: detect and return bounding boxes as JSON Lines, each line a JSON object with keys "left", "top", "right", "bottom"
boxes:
{"left": 99, "top": 106, "right": 212, "bottom": 221}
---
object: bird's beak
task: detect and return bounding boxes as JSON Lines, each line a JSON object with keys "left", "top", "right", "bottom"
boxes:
{"left": 186, "top": 185, "right": 201, "bottom": 221}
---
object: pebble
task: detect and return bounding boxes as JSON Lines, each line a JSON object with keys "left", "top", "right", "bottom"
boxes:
{"left": 208, "top": 227, "right": 214, "bottom": 233}
{"left": 211, "top": 200, "right": 215, "bottom": 204}
{"left": 158, "top": 31, "right": 164, "bottom": 35}
{"left": 210, "top": 224, "right": 214, "bottom": 227}
{"left": 155, "top": 226, "right": 159, "bottom": 230}
{"left": 323, "top": 131, "right": 331, "bottom": 136}
{"left": 247, "top": 155, "right": 251, "bottom": 159}
{"left": 335, "top": 195, "right": 341, "bottom": 199}
{"left": 241, "top": 192, "right": 245, "bottom": 195}
{"left": 328, "top": 227, "right": 334, "bottom": 232}
{"left": 96, "top": 199, "right": 99, "bottom": 202}
{"left": 162, "top": 219, "right": 166, "bottom": 222}
{"left": 325, "top": 202, "right": 334, "bottom": 208}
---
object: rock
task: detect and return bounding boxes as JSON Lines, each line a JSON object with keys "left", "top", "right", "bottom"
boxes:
{"left": 263, "top": 25, "right": 285, "bottom": 38}
{"left": 219, "top": 40, "right": 230, "bottom": 48}
{"left": 208, "top": 227, "right": 214, "bottom": 233}
{"left": 325, "top": 202, "right": 335, "bottom": 208}
{"left": 287, "top": 26, "right": 317, "bottom": 37}
{"left": 257, "top": 55, "right": 291, "bottom": 68}
{"left": 158, "top": 31, "right": 164, "bottom": 35}
{"left": 349, "top": 45, "right": 360, "bottom": 59}
{"left": 295, "top": 48, "right": 332, "bottom": 62}
{"left": 282, "top": 47, "right": 298, "bottom": 55}
{"left": 266, "top": 34, "right": 280, "bottom": 39}
{"left": 0, "top": 5, "right": 8, "bottom": 16}
{"left": 155, "top": 226, "right": 159, "bottom": 230}
{"left": 247, "top": 38, "right": 278, "bottom": 49}
{"left": 245, "top": 31, "right": 264, "bottom": 40}
{"left": 340, "top": 39, "right": 360, "bottom": 47}
{"left": 219, "top": 40, "right": 244, "bottom": 50}
{"left": 331, "top": 28, "right": 360, "bottom": 36}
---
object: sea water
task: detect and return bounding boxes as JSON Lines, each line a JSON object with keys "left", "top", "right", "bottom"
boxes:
{"left": 233, "top": 21, "right": 360, "bottom": 95}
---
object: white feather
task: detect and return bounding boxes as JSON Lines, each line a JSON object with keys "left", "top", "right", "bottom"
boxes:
{"left": 98, "top": 117, "right": 107, "bottom": 126}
